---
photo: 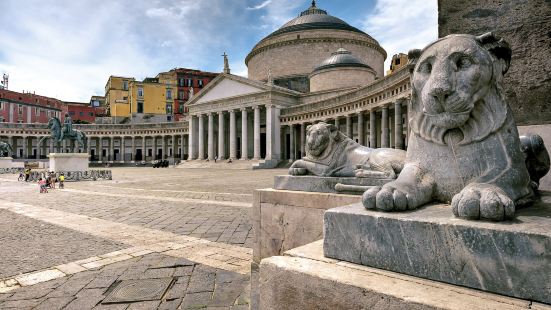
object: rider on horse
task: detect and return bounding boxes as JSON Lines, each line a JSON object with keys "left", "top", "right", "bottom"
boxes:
{"left": 61, "top": 113, "right": 74, "bottom": 140}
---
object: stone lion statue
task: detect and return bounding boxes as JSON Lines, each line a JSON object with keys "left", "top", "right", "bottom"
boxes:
{"left": 288, "top": 122, "right": 406, "bottom": 178}
{"left": 363, "top": 32, "right": 549, "bottom": 221}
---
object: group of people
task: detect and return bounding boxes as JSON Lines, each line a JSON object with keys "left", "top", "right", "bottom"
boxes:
{"left": 38, "top": 172, "right": 65, "bottom": 193}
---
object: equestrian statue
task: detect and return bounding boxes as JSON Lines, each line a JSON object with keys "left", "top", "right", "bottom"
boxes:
{"left": 39, "top": 113, "right": 87, "bottom": 151}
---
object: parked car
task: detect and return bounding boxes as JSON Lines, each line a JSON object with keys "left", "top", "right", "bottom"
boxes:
{"left": 152, "top": 160, "right": 169, "bottom": 168}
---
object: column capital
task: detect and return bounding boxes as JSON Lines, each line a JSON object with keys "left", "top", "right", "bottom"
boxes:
{"left": 252, "top": 105, "right": 260, "bottom": 110}
{"left": 240, "top": 107, "right": 248, "bottom": 112}
{"left": 217, "top": 111, "right": 225, "bottom": 116}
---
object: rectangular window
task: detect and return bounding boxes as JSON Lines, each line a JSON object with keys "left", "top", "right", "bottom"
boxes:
{"left": 166, "top": 103, "right": 173, "bottom": 114}
{"left": 18, "top": 105, "right": 23, "bottom": 114}
{"left": 137, "top": 101, "right": 144, "bottom": 113}
{"left": 35, "top": 107, "right": 40, "bottom": 116}
{"left": 79, "top": 111, "right": 84, "bottom": 116}
{"left": 89, "top": 112, "right": 94, "bottom": 116}
{"left": 178, "top": 103, "right": 184, "bottom": 114}
{"left": 178, "top": 91, "right": 184, "bottom": 100}
{"left": 198, "top": 80, "right": 204, "bottom": 88}
{"left": 0, "top": 102, "right": 3, "bottom": 110}
{"left": 123, "top": 96, "right": 128, "bottom": 101}
{"left": 187, "top": 79, "right": 193, "bottom": 87}
{"left": 123, "top": 80, "right": 128, "bottom": 91}
{"left": 166, "top": 89, "right": 172, "bottom": 100}
{"left": 137, "top": 87, "right": 143, "bottom": 97}
{"left": 179, "top": 78, "right": 185, "bottom": 87}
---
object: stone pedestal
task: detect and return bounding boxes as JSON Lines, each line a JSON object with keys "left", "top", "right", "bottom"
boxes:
{"left": 323, "top": 195, "right": 551, "bottom": 304}
{"left": 48, "top": 153, "right": 89, "bottom": 172}
{"left": 273, "top": 175, "right": 393, "bottom": 194}
{"left": 0, "top": 157, "right": 13, "bottom": 169}
{"left": 259, "top": 241, "right": 545, "bottom": 310}
{"left": 252, "top": 188, "right": 361, "bottom": 309}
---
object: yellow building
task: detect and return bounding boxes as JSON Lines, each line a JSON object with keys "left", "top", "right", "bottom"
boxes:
{"left": 104, "top": 76, "right": 134, "bottom": 120}
{"left": 386, "top": 53, "right": 408, "bottom": 75}
{"left": 128, "top": 72, "right": 177, "bottom": 122}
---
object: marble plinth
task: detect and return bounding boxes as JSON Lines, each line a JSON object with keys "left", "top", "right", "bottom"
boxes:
{"left": 48, "top": 153, "right": 89, "bottom": 172}
{"left": 274, "top": 175, "right": 393, "bottom": 194}
{"left": 259, "top": 241, "right": 545, "bottom": 310}
{"left": 0, "top": 157, "right": 13, "bottom": 169}
{"left": 323, "top": 194, "right": 551, "bottom": 304}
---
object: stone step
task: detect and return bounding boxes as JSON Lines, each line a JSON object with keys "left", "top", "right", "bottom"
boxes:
{"left": 176, "top": 160, "right": 259, "bottom": 170}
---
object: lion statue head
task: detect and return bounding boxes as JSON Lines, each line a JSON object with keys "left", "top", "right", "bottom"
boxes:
{"left": 305, "top": 122, "right": 342, "bottom": 158}
{"left": 407, "top": 32, "right": 512, "bottom": 145}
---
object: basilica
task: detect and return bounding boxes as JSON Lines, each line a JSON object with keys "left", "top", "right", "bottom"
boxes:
{"left": 0, "top": 1, "right": 411, "bottom": 167}
{"left": 185, "top": 1, "right": 410, "bottom": 168}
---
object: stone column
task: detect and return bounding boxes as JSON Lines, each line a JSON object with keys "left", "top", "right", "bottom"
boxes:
{"left": 394, "top": 100, "right": 404, "bottom": 150}
{"left": 289, "top": 124, "right": 295, "bottom": 161}
{"left": 131, "top": 137, "right": 136, "bottom": 162}
{"left": 22, "top": 137, "right": 28, "bottom": 158}
{"left": 241, "top": 108, "right": 248, "bottom": 160}
{"left": 334, "top": 117, "right": 339, "bottom": 129}
{"left": 266, "top": 105, "right": 281, "bottom": 160}
{"left": 346, "top": 115, "right": 352, "bottom": 138}
{"left": 370, "top": 110, "right": 376, "bottom": 148}
{"left": 141, "top": 136, "right": 146, "bottom": 160}
{"left": 198, "top": 114, "right": 205, "bottom": 160}
{"left": 253, "top": 106, "right": 261, "bottom": 160}
{"left": 172, "top": 135, "right": 176, "bottom": 162}
{"left": 188, "top": 116, "right": 194, "bottom": 160}
{"left": 208, "top": 113, "right": 214, "bottom": 160}
{"left": 99, "top": 137, "right": 104, "bottom": 162}
{"left": 300, "top": 123, "right": 306, "bottom": 157}
{"left": 229, "top": 110, "right": 237, "bottom": 160}
{"left": 180, "top": 134, "right": 185, "bottom": 160}
{"left": 35, "top": 136, "right": 40, "bottom": 159}
{"left": 218, "top": 111, "right": 226, "bottom": 160}
{"left": 358, "top": 112, "right": 365, "bottom": 145}
{"left": 110, "top": 136, "right": 115, "bottom": 161}
{"left": 86, "top": 136, "right": 91, "bottom": 159}
{"left": 382, "top": 105, "right": 389, "bottom": 148}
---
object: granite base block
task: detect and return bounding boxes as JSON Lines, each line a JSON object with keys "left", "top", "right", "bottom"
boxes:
{"left": 273, "top": 175, "right": 393, "bottom": 194}
{"left": 48, "top": 153, "right": 89, "bottom": 172}
{"left": 0, "top": 157, "right": 13, "bottom": 169}
{"left": 323, "top": 194, "right": 551, "bottom": 304}
{"left": 259, "top": 241, "right": 542, "bottom": 310}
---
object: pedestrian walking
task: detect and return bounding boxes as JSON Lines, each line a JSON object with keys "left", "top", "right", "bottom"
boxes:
{"left": 38, "top": 178, "right": 47, "bottom": 193}
{"left": 24, "top": 168, "right": 30, "bottom": 182}
{"left": 214, "top": 155, "right": 218, "bottom": 163}
{"left": 59, "top": 173, "right": 65, "bottom": 189}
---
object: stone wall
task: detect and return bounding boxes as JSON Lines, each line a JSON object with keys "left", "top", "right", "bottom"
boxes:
{"left": 310, "top": 67, "right": 376, "bottom": 92}
{"left": 247, "top": 29, "right": 385, "bottom": 82}
{"left": 438, "top": 0, "right": 551, "bottom": 126}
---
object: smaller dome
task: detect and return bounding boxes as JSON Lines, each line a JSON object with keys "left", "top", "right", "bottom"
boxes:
{"left": 313, "top": 48, "right": 373, "bottom": 73}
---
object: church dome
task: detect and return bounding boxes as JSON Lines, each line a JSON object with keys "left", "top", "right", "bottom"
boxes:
{"left": 264, "top": 2, "right": 371, "bottom": 40}
{"left": 245, "top": 1, "right": 386, "bottom": 93}
{"left": 310, "top": 48, "right": 377, "bottom": 92}
{"left": 313, "top": 48, "right": 373, "bottom": 72}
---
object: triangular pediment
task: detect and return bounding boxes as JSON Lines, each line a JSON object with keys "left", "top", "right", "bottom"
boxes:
{"left": 193, "top": 76, "right": 265, "bottom": 104}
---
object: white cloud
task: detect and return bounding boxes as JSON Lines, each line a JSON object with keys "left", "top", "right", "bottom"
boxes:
{"left": 0, "top": 0, "right": 247, "bottom": 102}
{"left": 247, "top": 0, "right": 272, "bottom": 10}
{"left": 362, "top": 0, "right": 438, "bottom": 74}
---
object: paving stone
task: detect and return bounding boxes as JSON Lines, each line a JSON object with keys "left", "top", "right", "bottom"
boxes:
{"left": 34, "top": 296, "right": 75, "bottom": 310}
{"left": 181, "top": 292, "right": 213, "bottom": 309}
{"left": 164, "top": 276, "right": 190, "bottom": 300}
{"left": 187, "top": 269, "right": 215, "bottom": 294}
{"left": 158, "top": 298, "right": 183, "bottom": 310}
{"left": 126, "top": 300, "right": 161, "bottom": 309}
{"left": 0, "top": 298, "right": 44, "bottom": 308}
{"left": 209, "top": 282, "right": 248, "bottom": 307}
{"left": 86, "top": 276, "right": 119, "bottom": 289}
{"left": 65, "top": 288, "right": 106, "bottom": 310}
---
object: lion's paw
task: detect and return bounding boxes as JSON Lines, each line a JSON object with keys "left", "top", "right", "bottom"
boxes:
{"left": 362, "top": 185, "right": 410, "bottom": 211}
{"left": 451, "top": 184, "right": 515, "bottom": 221}
{"left": 288, "top": 167, "right": 307, "bottom": 175}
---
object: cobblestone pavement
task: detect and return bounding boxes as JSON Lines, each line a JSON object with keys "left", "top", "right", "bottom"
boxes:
{"left": 0, "top": 167, "right": 286, "bottom": 309}
{"left": 0, "top": 210, "right": 125, "bottom": 279}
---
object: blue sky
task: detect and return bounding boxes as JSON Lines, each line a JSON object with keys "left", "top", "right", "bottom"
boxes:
{"left": 0, "top": 0, "right": 437, "bottom": 102}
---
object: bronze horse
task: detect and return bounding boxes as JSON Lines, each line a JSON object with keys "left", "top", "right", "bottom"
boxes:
{"left": 0, "top": 141, "right": 13, "bottom": 157}
{"left": 39, "top": 117, "right": 87, "bottom": 150}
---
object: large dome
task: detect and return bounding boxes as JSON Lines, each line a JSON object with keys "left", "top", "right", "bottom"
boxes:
{"left": 245, "top": 1, "right": 386, "bottom": 93}
{"left": 264, "top": 2, "right": 371, "bottom": 40}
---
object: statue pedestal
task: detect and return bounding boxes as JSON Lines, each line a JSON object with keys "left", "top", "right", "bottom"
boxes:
{"left": 48, "top": 153, "right": 89, "bottom": 172}
{"left": 274, "top": 175, "right": 393, "bottom": 194}
{"left": 0, "top": 157, "right": 13, "bottom": 169}
{"left": 323, "top": 195, "right": 551, "bottom": 304}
